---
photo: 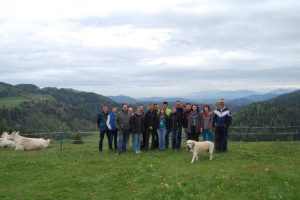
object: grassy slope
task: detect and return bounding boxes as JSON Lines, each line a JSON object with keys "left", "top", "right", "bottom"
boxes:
{"left": 0, "top": 96, "right": 29, "bottom": 108}
{"left": 0, "top": 94, "right": 55, "bottom": 108}
{"left": 0, "top": 134, "right": 299, "bottom": 200}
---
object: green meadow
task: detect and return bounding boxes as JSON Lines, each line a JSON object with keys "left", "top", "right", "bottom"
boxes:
{"left": 0, "top": 95, "right": 55, "bottom": 108}
{"left": 0, "top": 133, "right": 299, "bottom": 200}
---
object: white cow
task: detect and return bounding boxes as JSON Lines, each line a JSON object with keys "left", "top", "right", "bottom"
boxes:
{"left": 7, "top": 131, "right": 51, "bottom": 151}
{"left": 0, "top": 132, "right": 16, "bottom": 148}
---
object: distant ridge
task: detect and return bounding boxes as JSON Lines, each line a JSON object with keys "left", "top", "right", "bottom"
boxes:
{"left": 233, "top": 90, "right": 300, "bottom": 127}
{"left": 0, "top": 82, "right": 118, "bottom": 133}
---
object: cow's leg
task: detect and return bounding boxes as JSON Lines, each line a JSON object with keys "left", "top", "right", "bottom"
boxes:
{"left": 15, "top": 145, "right": 25, "bottom": 151}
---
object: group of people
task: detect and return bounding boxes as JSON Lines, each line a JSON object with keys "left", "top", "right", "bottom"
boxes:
{"left": 97, "top": 99, "right": 232, "bottom": 155}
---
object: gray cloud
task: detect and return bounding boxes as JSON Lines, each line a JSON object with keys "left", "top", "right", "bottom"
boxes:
{"left": 0, "top": 0, "right": 299, "bottom": 97}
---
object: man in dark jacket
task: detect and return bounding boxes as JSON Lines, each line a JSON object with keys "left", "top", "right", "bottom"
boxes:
{"left": 213, "top": 99, "right": 232, "bottom": 152}
{"left": 97, "top": 104, "right": 109, "bottom": 152}
{"left": 144, "top": 103, "right": 157, "bottom": 150}
{"left": 170, "top": 107, "right": 182, "bottom": 151}
{"left": 182, "top": 103, "right": 191, "bottom": 141}
{"left": 115, "top": 103, "right": 131, "bottom": 155}
{"left": 175, "top": 100, "right": 183, "bottom": 149}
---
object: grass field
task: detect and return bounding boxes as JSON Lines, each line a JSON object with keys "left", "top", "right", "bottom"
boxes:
{"left": 0, "top": 133, "right": 299, "bottom": 200}
{"left": 0, "top": 96, "right": 30, "bottom": 108}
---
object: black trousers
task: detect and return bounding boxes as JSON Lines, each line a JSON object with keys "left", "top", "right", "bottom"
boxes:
{"left": 188, "top": 126, "right": 199, "bottom": 141}
{"left": 99, "top": 129, "right": 111, "bottom": 151}
{"left": 109, "top": 130, "right": 118, "bottom": 150}
{"left": 178, "top": 125, "right": 182, "bottom": 149}
{"left": 143, "top": 128, "right": 157, "bottom": 150}
{"left": 215, "top": 126, "right": 228, "bottom": 152}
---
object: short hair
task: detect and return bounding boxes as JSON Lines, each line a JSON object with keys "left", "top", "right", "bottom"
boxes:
{"left": 176, "top": 100, "right": 181, "bottom": 103}
{"left": 121, "top": 103, "right": 128, "bottom": 107}
{"left": 163, "top": 101, "right": 168, "bottom": 105}
{"left": 102, "top": 104, "right": 108, "bottom": 107}
{"left": 186, "top": 103, "right": 191, "bottom": 106}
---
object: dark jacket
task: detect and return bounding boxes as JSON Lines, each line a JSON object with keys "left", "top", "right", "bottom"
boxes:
{"left": 176, "top": 107, "right": 183, "bottom": 127}
{"left": 130, "top": 112, "right": 145, "bottom": 134}
{"left": 144, "top": 110, "right": 158, "bottom": 130}
{"left": 97, "top": 111, "right": 109, "bottom": 132}
{"left": 187, "top": 111, "right": 203, "bottom": 134}
{"left": 169, "top": 112, "right": 182, "bottom": 131}
{"left": 182, "top": 110, "right": 190, "bottom": 128}
{"left": 213, "top": 107, "right": 232, "bottom": 128}
{"left": 115, "top": 110, "right": 131, "bottom": 132}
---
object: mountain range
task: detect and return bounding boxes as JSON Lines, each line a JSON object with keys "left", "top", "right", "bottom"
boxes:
{"left": 108, "top": 88, "right": 297, "bottom": 106}
{"left": 0, "top": 82, "right": 299, "bottom": 134}
{"left": 233, "top": 90, "right": 300, "bottom": 129}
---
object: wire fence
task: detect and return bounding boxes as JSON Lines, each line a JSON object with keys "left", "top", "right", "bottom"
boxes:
{"left": 8, "top": 126, "right": 299, "bottom": 152}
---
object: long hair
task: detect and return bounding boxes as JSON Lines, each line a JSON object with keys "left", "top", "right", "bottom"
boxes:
{"left": 158, "top": 108, "right": 166, "bottom": 116}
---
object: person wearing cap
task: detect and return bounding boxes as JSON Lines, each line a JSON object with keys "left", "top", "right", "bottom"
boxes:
{"left": 213, "top": 99, "right": 232, "bottom": 152}
{"left": 200, "top": 104, "right": 213, "bottom": 141}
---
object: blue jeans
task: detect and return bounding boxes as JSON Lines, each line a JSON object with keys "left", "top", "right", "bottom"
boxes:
{"left": 203, "top": 129, "right": 213, "bottom": 141}
{"left": 171, "top": 129, "right": 179, "bottom": 150}
{"left": 118, "top": 130, "right": 129, "bottom": 153}
{"left": 133, "top": 133, "right": 142, "bottom": 152}
{"left": 157, "top": 128, "right": 167, "bottom": 150}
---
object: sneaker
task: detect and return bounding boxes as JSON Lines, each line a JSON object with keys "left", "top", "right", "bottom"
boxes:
{"left": 135, "top": 151, "right": 139, "bottom": 154}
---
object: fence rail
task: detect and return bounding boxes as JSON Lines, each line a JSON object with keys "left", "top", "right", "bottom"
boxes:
{"left": 3, "top": 127, "right": 300, "bottom": 152}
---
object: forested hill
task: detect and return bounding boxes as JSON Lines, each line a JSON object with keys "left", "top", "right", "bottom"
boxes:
{"left": 0, "top": 82, "right": 118, "bottom": 133}
{"left": 233, "top": 90, "right": 300, "bottom": 127}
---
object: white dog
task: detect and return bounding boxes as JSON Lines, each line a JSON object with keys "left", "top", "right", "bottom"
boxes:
{"left": 186, "top": 140, "right": 214, "bottom": 163}
{"left": 0, "top": 132, "right": 16, "bottom": 148}
{"left": 7, "top": 131, "right": 51, "bottom": 151}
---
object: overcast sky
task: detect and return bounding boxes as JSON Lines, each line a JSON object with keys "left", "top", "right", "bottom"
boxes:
{"left": 0, "top": 0, "right": 299, "bottom": 97}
